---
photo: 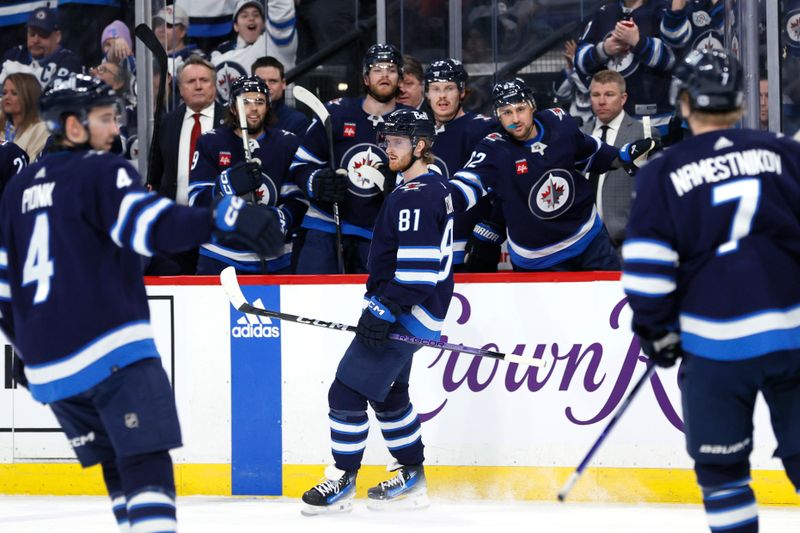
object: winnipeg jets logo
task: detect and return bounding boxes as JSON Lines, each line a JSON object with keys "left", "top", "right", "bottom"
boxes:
{"left": 529, "top": 169, "right": 574, "bottom": 220}
{"left": 692, "top": 10, "right": 711, "bottom": 27}
{"left": 215, "top": 61, "right": 247, "bottom": 104}
{"left": 787, "top": 11, "right": 800, "bottom": 46}
{"left": 341, "top": 144, "right": 388, "bottom": 198}
{"left": 693, "top": 30, "right": 724, "bottom": 53}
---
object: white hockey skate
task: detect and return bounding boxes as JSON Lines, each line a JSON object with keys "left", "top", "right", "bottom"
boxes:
{"left": 301, "top": 465, "right": 357, "bottom": 516}
{"left": 366, "top": 461, "right": 429, "bottom": 511}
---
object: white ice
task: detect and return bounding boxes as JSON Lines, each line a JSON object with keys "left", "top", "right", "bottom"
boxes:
{"left": 0, "top": 496, "right": 798, "bottom": 532}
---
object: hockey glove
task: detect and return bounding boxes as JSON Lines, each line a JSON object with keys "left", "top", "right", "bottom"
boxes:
{"left": 638, "top": 331, "right": 683, "bottom": 368}
{"left": 376, "top": 163, "right": 397, "bottom": 197}
{"left": 215, "top": 161, "right": 262, "bottom": 197}
{"left": 212, "top": 196, "right": 285, "bottom": 257}
{"left": 308, "top": 168, "right": 348, "bottom": 203}
{"left": 356, "top": 296, "right": 402, "bottom": 348}
{"left": 617, "top": 138, "right": 658, "bottom": 175}
{"left": 464, "top": 221, "right": 505, "bottom": 273}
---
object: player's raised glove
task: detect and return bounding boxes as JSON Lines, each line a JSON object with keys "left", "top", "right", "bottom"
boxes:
{"left": 356, "top": 296, "right": 402, "bottom": 348}
{"left": 376, "top": 163, "right": 397, "bottom": 197}
{"left": 638, "top": 331, "right": 683, "bottom": 368}
{"left": 215, "top": 161, "right": 262, "bottom": 197}
{"left": 212, "top": 196, "right": 285, "bottom": 257}
{"left": 464, "top": 221, "right": 504, "bottom": 273}
{"left": 308, "top": 168, "right": 348, "bottom": 203}
{"left": 617, "top": 138, "right": 658, "bottom": 175}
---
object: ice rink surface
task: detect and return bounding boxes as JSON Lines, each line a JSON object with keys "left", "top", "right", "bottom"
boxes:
{"left": 1, "top": 496, "right": 798, "bottom": 532}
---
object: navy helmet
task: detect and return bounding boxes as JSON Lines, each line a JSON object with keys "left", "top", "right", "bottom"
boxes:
{"left": 491, "top": 78, "right": 536, "bottom": 115}
{"left": 424, "top": 58, "right": 468, "bottom": 91}
{"left": 229, "top": 75, "right": 270, "bottom": 105}
{"left": 670, "top": 49, "right": 743, "bottom": 112}
{"left": 40, "top": 74, "right": 121, "bottom": 134}
{"left": 378, "top": 108, "right": 435, "bottom": 149}
{"left": 362, "top": 43, "right": 403, "bottom": 76}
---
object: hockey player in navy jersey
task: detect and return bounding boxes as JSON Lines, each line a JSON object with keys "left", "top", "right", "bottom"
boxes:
{"left": 0, "top": 140, "right": 28, "bottom": 198}
{"left": 189, "top": 75, "right": 306, "bottom": 274}
{"left": 291, "top": 43, "right": 408, "bottom": 274}
{"left": 576, "top": 0, "right": 676, "bottom": 135}
{"left": 450, "top": 78, "right": 657, "bottom": 271}
{"left": 0, "top": 75, "right": 283, "bottom": 533}
{"left": 659, "top": 0, "right": 724, "bottom": 58}
{"left": 623, "top": 49, "right": 800, "bottom": 533}
{"left": 301, "top": 109, "right": 454, "bottom": 515}
{"left": 423, "top": 58, "right": 497, "bottom": 271}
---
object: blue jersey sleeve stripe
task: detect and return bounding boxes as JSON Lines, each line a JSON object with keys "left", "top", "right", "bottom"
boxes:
{"left": 294, "top": 146, "right": 325, "bottom": 166}
{"left": 111, "top": 192, "right": 149, "bottom": 247}
{"left": 622, "top": 240, "right": 679, "bottom": 265}
{"left": 622, "top": 273, "right": 676, "bottom": 296}
{"left": 131, "top": 197, "right": 173, "bottom": 257}
{"left": 450, "top": 179, "right": 479, "bottom": 210}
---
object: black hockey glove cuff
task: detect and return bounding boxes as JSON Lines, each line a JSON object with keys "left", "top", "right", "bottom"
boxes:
{"left": 638, "top": 331, "right": 683, "bottom": 368}
{"left": 464, "top": 221, "right": 505, "bottom": 273}
{"left": 308, "top": 168, "right": 348, "bottom": 203}
{"left": 617, "top": 138, "right": 659, "bottom": 175}
{"left": 212, "top": 196, "right": 285, "bottom": 258}
{"left": 215, "top": 161, "right": 262, "bottom": 197}
{"left": 356, "top": 296, "right": 402, "bottom": 348}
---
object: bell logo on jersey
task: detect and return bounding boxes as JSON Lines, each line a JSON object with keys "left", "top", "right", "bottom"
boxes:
{"left": 343, "top": 122, "right": 357, "bottom": 138}
{"left": 219, "top": 152, "right": 232, "bottom": 168}
{"left": 528, "top": 168, "right": 575, "bottom": 220}
{"left": 232, "top": 298, "right": 281, "bottom": 338}
{"left": 515, "top": 159, "right": 528, "bottom": 174}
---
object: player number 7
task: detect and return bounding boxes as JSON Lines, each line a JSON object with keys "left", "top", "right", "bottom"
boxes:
{"left": 712, "top": 178, "right": 760, "bottom": 256}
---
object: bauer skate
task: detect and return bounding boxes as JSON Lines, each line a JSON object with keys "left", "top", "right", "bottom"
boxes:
{"left": 366, "top": 462, "right": 429, "bottom": 511}
{"left": 301, "top": 465, "right": 357, "bottom": 516}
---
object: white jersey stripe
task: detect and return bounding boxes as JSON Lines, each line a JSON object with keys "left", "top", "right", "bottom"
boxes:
{"left": 681, "top": 304, "right": 800, "bottom": 341}
{"left": 621, "top": 273, "right": 677, "bottom": 296}
{"left": 132, "top": 198, "right": 172, "bottom": 257}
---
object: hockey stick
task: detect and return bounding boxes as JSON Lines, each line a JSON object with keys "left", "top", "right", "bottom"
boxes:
{"left": 292, "top": 85, "right": 345, "bottom": 274}
{"left": 134, "top": 24, "right": 168, "bottom": 188}
{"left": 557, "top": 362, "right": 657, "bottom": 502}
{"left": 220, "top": 267, "right": 545, "bottom": 368}
{"left": 234, "top": 95, "right": 259, "bottom": 204}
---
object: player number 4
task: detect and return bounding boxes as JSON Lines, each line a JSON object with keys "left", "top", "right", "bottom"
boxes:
{"left": 712, "top": 178, "right": 760, "bottom": 255}
{"left": 22, "top": 213, "right": 54, "bottom": 304}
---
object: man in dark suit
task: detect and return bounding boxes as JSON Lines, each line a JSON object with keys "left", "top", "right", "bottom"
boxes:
{"left": 252, "top": 55, "right": 310, "bottom": 137}
{"left": 151, "top": 55, "right": 226, "bottom": 204}
{"left": 582, "top": 69, "right": 661, "bottom": 252}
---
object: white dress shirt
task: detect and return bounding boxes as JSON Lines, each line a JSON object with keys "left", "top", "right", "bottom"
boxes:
{"left": 590, "top": 110, "right": 626, "bottom": 221}
{"left": 177, "top": 103, "right": 215, "bottom": 205}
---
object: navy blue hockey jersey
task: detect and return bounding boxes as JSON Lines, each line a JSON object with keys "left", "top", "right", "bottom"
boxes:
{"left": 0, "top": 150, "right": 213, "bottom": 403}
{"left": 660, "top": 0, "right": 724, "bottom": 56}
{"left": 622, "top": 129, "right": 800, "bottom": 361}
{"left": 2, "top": 46, "right": 82, "bottom": 87}
{"left": 451, "top": 108, "right": 618, "bottom": 270}
{"left": 576, "top": 0, "right": 675, "bottom": 118}
{"left": 189, "top": 126, "right": 305, "bottom": 272}
{"left": 366, "top": 170, "right": 455, "bottom": 341}
{"left": 0, "top": 140, "right": 28, "bottom": 198}
{"left": 431, "top": 111, "right": 496, "bottom": 264}
{"left": 290, "top": 97, "right": 409, "bottom": 239}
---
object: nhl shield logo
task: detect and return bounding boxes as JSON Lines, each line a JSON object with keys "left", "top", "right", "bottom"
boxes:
{"left": 124, "top": 413, "right": 139, "bottom": 429}
{"left": 341, "top": 143, "right": 388, "bottom": 198}
{"left": 528, "top": 169, "right": 574, "bottom": 220}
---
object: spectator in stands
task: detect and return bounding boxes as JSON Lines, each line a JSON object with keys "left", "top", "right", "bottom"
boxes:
{"left": 212, "top": 0, "right": 298, "bottom": 104}
{"left": 0, "top": 4, "right": 38, "bottom": 58}
{"left": 101, "top": 20, "right": 135, "bottom": 69}
{"left": 153, "top": 5, "right": 199, "bottom": 69}
{"left": 175, "top": 0, "right": 236, "bottom": 54}
{"left": 576, "top": 0, "right": 675, "bottom": 136}
{"left": 252, "top": 55, "right": 309, "bottom": 137}
{"left": 55, "top": 0, "right": 124, "bottom": 67}
{"left": 760, "top": 78, "right": 769, "bottom": 130}
{"left": 0, "top": 72, "right": 48, "bottom": 161}
{"left": 660, "top": 0, "right": 723, "bottom": 59}
{"left": 0, "top": 7, "right": 82, "bottom": 88}
{"left": 398, "top": 55, "right": 425, "bottom": 110}
{"left": 553, "top": 39, "right": 592, "bottom": 126}
{"left": 91, "top": 61, "right": 128, "bottom": 94}
{"left": 582, "top": 69, "right": 661, "bottom": 253}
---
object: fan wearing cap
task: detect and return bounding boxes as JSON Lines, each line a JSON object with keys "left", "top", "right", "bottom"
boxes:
{"left": 449, "top": 77, "right": 657, "bottom": 272}
{"left": 211, "top": 0, "right": 297, "bottom": 93}
{"left": 153, "top": 5, "right": 200, "bottom": 67}
{"left": 290, "top": 43, "right": 410, "bottom": 274}
{"left": 0, "top": 7, "right": 82, "bottom": 88}
{"left": 422, "top": 58, "right": 497, "bottom": 271}
{"left": 301, "top": 108, "right": 455, "bottom": 515}
{"left": 188, "top": 75, "right": 306, "bottom": 274}
{"left": 623, "top": 49, "right": 800, "bottom": 533}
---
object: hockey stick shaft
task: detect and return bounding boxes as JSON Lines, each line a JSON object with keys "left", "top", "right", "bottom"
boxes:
{"left": 557, "top": 362, "right": 657, "bottom": 502}
{"left": 293, "top": 86, "right": 345, "bottom": 273}
{"left": 220, "top": 267, "right": 545, "bottom": 367}
{"left": 134, "top": 24, "right": 168, "bottom": 188}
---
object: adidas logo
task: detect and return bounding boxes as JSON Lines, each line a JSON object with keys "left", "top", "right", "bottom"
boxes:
{"left": 231, "top": 298, "right": 281, "bottom": 339}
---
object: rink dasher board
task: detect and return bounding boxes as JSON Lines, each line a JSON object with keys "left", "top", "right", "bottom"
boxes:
{"left": 0, "top": 273, "right": 797, "bottom": 505}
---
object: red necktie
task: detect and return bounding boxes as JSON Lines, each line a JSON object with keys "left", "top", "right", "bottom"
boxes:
{"left": 189, "top": 113, "right": 202, "bottom": 172}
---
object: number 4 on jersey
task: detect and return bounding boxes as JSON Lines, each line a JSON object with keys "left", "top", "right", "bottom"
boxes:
{"left": 23, "top": 213, "right": 54, "bottom": 304}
